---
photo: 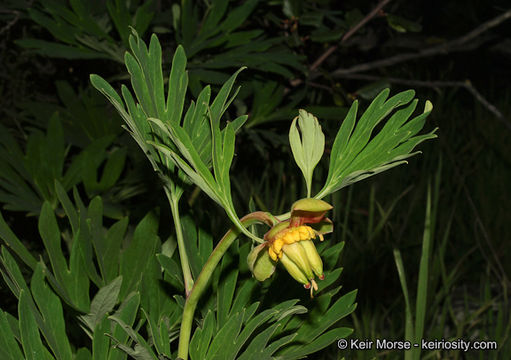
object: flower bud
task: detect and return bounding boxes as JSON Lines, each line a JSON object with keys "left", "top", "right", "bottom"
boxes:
{"left": 299, "top": 239, "right": 324, "bottom": 279}
{"left": 282, "top": 241, "right": 314, "bottom": 280}
{"left": 280, "top": 253, "right": 310, "bottom": 287}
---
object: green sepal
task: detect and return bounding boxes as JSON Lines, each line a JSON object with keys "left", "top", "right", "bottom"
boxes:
{"left": 290, "top": 198, "right": 333, "bottom": 225}
{"left": 247, "top": 244, "right": 275, "bottom": 282}
{"left": 291, "top": 198, "right": 332, "bottom": 213}
{"left": 310, "top": 218, "right": 333, "bottom": 235}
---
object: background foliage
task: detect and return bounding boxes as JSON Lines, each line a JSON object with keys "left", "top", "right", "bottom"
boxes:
{"left": 1, "top": 0, "right": 510, "bottom": 358}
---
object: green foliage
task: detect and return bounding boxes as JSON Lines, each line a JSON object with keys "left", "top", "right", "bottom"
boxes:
{"left": 17, "top": 0, "right": 154, "bottom": 62}
{"left": 316, "top": 90, "right": 437, "bottom": 199}
{"left": 91, "top": 30, "right": 258, "bottom": 242}
{"left": 0, "top": 186, "right": 356, "bottom": 359}
{"left": 27, "top": 80, "right": 124, "bottom": 146}
{"left": 1, "top": 23, "right": 439, "bottom": 360}
{"left": 289, "top": 110, "right": 325, "bottom": 197}
{"left": 0, "top": 115, "right": 130, "bottom": 216}
{"left": 0, "top": 186, "right": 183, "bottom": 359}
{"left": 8, "top": 0, "right": 507, "bottom": 359}
{"left": 18, "top": 0, "right": 304, "bottom": 96}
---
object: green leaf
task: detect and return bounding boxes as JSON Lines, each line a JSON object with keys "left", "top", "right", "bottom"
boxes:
{"left": 355, "top": 80, "right": 391, "bottom": 100}
{"left": 67, "top": 228, "right": 90, "bottom": 312}
{"left": 157, "top": 254, "right": 184, "bottom": 292}
{"left": 219, "top": 0, "right": 258, "bottom": 33}
{"left": 217, "top": 257, "right": 239, "bottom": 329}
{"left": 0, "top": 211, "right": 38, "bottom": 270}
{"left": 148, "top": 118, "right": 216, "bottom": 191}
{"left": 206, "top": 310, "right": 245, "bottom": 358}
{"left": 190, "top": 310, "right": 216, "bottom": 360}
{"left": 289, "top": 110, "right": 325, "bottom": 197}
{"left": 30, "top": 264, "right": 72, "bottom": 360}
{"left": 79, "top": 276, "right": 122, "bottom": 333}
{"left": 133, "top": 1, "right": 155, "bottom": 37}
{"left": 166, "top": 44, "right": 188, "bottom": 123}
{"left": 0, "top": 310, "right": 23, "bottom": 359}
{"left": 201, "top": 0, "right": 229, "bottom": 35}
{"left": 183, "top": 86, "right": 212, "bottom": 162}
{"left": 87, "top": 197, "right": 107, "bottom": 279}
{"left": 294, "top": 289, "right": 357, "bottom": 343}
{"left": 94, "top": 147, "right": 127, "bottom": 192}
{"left": 148, "top": 141, "right": 220, "bottom": 204}
{"left": 74, "top": 204, "right": 102, "bottom": 289}
{"left": 181, "top": 216, "right": 209, "bottom": 278}
{"left": 0, "top": 247, "right": 30, "bottom": 299}
{"left": 119, "top": 211, "right": 159, "bottom": 299}
{"left": 16, "top": 39, "right": 112, "bottom": 60}
{"left": 19, "top": 290, "right": 53, "bottom": 360}
{"left": 238, "top": 323, "right": 282, "bottom": 360}
{"left": 54, "top": 180, "right": 78, "bottom": 234}
{"left": 91, "top": 316, "right": 110, "bottom": 359}
{"left": 89, "top": 74, "right": 124, "bottom": 112}
{"left": 106, "top": 0, "right": 131, "bottom": 45}
{"left": 139, "top": 254, "right": 180, "bottom": 331}
{"left": 412, "top": 183, "right": 433, "bottom": 359}
{"left": 229, "top": 280, "right": 257, "bottom": 317}
{"left": 210, "top": 67, "right": 245, "bottom": 128}
{"left": 75, "top": 348, "right": 92, "bottom": 360}
{"left": 102, "top": 217, "right": 129, "bottom": 283}
{"left": 316, "top": 89, "right": 436, "bottom": 198}
{"left": 226, "top": 301, "right": 302, "bottom": 360}
{"left": 278, "top": 328, "right": 352, "bottom": 359}
{"left": 107, "top": 316, "right": 158, "bottom": 360}
{"left": 0, "top": 123, "right": 43, "bottom": 214}
{"left": 109, "top": 292, "right": 141, "bottom": 360}
{"left": 141, "top": 309, "right": 172, "bottom": 359}
{"left": 38, "top": 202, "right": 70, "bottom": 295}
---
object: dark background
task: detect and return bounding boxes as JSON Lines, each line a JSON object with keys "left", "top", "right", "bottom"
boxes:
{"left": 1, "top": 0, "right": 510, "bottom": 358}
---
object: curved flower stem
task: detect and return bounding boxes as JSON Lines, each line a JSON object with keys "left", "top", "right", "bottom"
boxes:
{"left": 177, "top": 211, "right": 274, "bottom": 360}
{"left": 274, "top": 211, "right": 291, "bottom": 222}
{"left": 164, "top": 186, "right": 194, "bottom": 295}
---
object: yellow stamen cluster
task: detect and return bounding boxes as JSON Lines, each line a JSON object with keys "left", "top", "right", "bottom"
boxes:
{"left": 268, "top": 225, "right": 322, "bottom": 261}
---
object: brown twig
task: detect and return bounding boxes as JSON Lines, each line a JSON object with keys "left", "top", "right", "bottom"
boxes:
{"left": 304, "top": 0, "right": 391, "bottom": 75}
{"left": 288, "top": 0, "right": 390, "bottom": 91}
{"left": 0, "top": 10, "right": 20, "bottom": 35}
{"left": 288, "top": 0, "right": 391, "bottom": 91}
{"left": 335, "top": 73, "right": 511, "bottom": 131}
{"left": 310, "top": 0, "right": 391, "bottom": 71}
{"left": 342, "top": 0, "right": 392, "bottom": 43}
{"left": 332, "top": 8, "right": 511, "bottom": 76}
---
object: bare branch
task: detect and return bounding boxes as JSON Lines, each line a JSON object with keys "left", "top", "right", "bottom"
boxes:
{"left": 310, "top": 0, "right": 392, "bottom": 72}
{"left": 332, "top": 8, "right": 511, "bottom": 76}
{"left": 0, "top": 10, "right": 20, "bottom": 35}
{"left": 342, "top": 0, "right": 392, "bottom": 44}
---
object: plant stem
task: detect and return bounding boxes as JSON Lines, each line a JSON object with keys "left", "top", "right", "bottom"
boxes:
{"left": 226, "top": 207, "right": 265, "bottom": 244}
{"left": 177, "top": 212, "right": 274, "bottom": 360}
{"left": 165, "top": 186, "right": 194, "bottom": 295}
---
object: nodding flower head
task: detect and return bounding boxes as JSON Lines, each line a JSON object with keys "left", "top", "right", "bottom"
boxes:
{"left": 248, "top": 198, "right": 333, "bottom": 298}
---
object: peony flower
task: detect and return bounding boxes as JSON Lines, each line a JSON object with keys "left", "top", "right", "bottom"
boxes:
{"left": 248, "top": 198, "right": 333, "bottom": 297}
